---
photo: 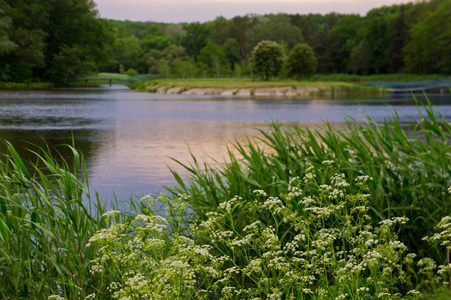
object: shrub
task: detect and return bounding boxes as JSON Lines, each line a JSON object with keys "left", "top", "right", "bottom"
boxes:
{"left": 126, "top": 68, "right": 139, "bottom": 76}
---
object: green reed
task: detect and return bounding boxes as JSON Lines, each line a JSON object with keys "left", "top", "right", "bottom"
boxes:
{"left": 0, "top": 142, "right": 109, "bottom": 298}
{"left": 167, "top": 99, "right": 451, "bottom": 263}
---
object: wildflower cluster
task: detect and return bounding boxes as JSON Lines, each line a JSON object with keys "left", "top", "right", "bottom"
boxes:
{"left": 85, "top": 165, "right": 450, "bottom": 299}
{"left": 86, "top": 198, "right": 215, "bottom": 299}
{"left": 190, "top": 163, "right": 416, "bottom": 299}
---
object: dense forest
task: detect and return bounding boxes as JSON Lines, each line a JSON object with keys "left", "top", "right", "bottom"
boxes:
{"left": 0, "top": 0, "right": 450, "bottom": 84}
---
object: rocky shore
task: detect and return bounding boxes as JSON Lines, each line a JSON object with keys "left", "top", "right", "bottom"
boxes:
{"left": 148, "top": 85, "right": 321, "bottom": 97}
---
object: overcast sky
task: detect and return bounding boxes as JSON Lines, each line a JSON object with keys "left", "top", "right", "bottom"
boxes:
{"left": 94, "top": 0, "right": 413, "bottom": 23}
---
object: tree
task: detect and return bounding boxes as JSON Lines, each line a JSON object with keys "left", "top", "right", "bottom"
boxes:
{"left": 287, "top": 43, "right": 317, "bottom": 80}
{"left": 387, "top": 12, "right": 409, "bottom": 73}
{"left": 330, "top": 14, "right": 363, "bottom": 72}
{"left": 109, "top": 37, "right": 143, "bottom": 73}
{"left": 349, "top": 41, "right": 370, "bottom": 75}
{"left": 0, "top": 1, "right": 17, "bottom": 55}
{"left": 404, "top": 0, "right": 451, "bottom": 75}
{"left": 1, "top": 0, "right": 47, "bottom": 82}
{"left": 43, "top": 0, "right": 113, "bottom": 82}
{"left": 364, "top": 8, "right": 393, "bottom": 74}
{"left": 197, "top": 41, "right": 225, "bottom": 77}
{"left": 245, "top": 14, "right": 304, "bottom": 52}
{"left": 311, "top": 14, "right": 343, "bottom": 74}
{"left": 223, "top": 38, "right": 241, "bottom": 69}
{"left": 0, "top": 0, "right": 113, "bottom": 84}
{"left": 250, "top": 40, "right": 285, "bottom": 80}
{"left": 179, "top": 22, "right": 209, "bottom": 59}
{"left": 208, "top": 16, "right": 232, "bottom": 45}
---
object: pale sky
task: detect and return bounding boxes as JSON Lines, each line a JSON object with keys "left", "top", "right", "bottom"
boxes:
{"left": 94, "top": 0, "right": 413, "bottom": 23}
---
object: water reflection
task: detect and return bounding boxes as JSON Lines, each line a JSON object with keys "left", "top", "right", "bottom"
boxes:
{"left": 0, "top": 85, "right": 450, "bottom": 204}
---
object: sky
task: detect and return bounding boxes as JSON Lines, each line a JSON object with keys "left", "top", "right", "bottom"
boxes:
{"left": 94, "top": 0, "right": 413, "bottom": 23}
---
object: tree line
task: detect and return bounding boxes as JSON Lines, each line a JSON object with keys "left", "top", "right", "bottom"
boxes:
{"left": 0, "top": 0, "right": 450, "bottom": 85}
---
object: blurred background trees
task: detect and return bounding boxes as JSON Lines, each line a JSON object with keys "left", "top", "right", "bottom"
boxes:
{"left": 1, "top": 0, "right": 449, "bottom": 83}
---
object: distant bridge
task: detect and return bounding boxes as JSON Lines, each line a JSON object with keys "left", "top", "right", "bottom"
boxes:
{"left": 370, "top": 79, "right": 451, "bottom": 93}
{"left": 66, "top": 74, "right": 147, "bottom": 86}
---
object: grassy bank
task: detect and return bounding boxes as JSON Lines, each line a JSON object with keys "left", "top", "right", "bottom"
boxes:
{"left": 0, "top": 82, "right": 54, "bottom": 89}
{"left": 2, "top": 100, "right": 451, "bottom": 298}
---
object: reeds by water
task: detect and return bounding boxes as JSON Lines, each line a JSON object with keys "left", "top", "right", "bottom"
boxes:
{"left": 0, "top": 142, "right": 107, "bottom": 298}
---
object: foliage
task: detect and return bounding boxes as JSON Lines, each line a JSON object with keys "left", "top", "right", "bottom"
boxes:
{"left": 108, "top": 37, "right": 143, "bottom": 73}
{"left": 0, "top": 0, "right": 113, "bottom": 84}
{"left": 287, "top": 43, "right": 317, "bottom": 80}
{"left": 180, "top": 22, "right": 209, "bottom": 59}
{"left": 245, "top": 14, "right": 304, "bottom": 51}
{"left": 364, "top": 9, "right": 393, "bottom": 74}
{"left": 0, "top": 0, "right": 17, "bottom": 56}
{"left": 125, "top": 68, "right": 139, "bottom": 76}
{"left": 3, "top": 0, "right": 451, "bottom": 83}
{"left": 349, "top": 41, "right": 370, "bottom": 75}
{"left": 311, "top": 15, "right": 343, "bottom": 74}
{"left": 403, "top": 0, "right": 451, "bottom": 75}
{"left": 250, "top": 40, "right": 285, "bottom": 81}
{"left": 387, "top": 12, "right": 409, "bottom": 73}
{"left": 197, "top": 41, "right": 226, "bottom": 77}
{"left": 223, "top": 38, "right": 241, "bottom": 69}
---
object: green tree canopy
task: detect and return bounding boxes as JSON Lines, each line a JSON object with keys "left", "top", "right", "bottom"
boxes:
{"left": 246, "top": 14, "right": 304, "bottom": 52}
{"left": 404, "top": 0, "right": 451, "bottom": 75}
{"left": 179, "top": 22, "right": 209, "bottom": 59}
{"left": 287, "top": 43, "right": 317, "bottom": 80}
{"left": 0, "top": 1, "right": 16, "bottom": 56}
{"left": 250, "top": 40, "right": 285, "bottom": 80}
{"left": 349, "top": 40, "right": 370, "bottom": 75}
{"left": 197, "top": 41, "right": 225, "bottom": 68}
{"left": 0, "top": 0, "right": 113, "bottom": 84}
{"left": 223, "top": 38, "right": 241, "bottom": 68}
{"left": 197, "top": 40, "right": 226, "bottom": 77}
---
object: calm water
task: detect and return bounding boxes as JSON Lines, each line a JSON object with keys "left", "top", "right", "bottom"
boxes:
{"left": 1, "top": 85, "right": 450, "bottom": 203}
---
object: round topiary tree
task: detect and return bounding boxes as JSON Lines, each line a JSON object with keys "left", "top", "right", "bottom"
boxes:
{"left": 250, "top": 40, "right": 285, "bottom": 81}
{"left": 287, "top": 43, "right": 317, "bottom": 81}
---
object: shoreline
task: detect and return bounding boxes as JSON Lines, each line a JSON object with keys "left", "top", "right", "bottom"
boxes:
{"left": 147, "top": 85, "right": 322, "bottom": 97}
{"left": 130, "top": 80, "right": 387, "bottom": 97}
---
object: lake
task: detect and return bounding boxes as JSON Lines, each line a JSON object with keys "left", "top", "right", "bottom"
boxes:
{"left": 1, "top": 85, "right": 450, "bottom": 204}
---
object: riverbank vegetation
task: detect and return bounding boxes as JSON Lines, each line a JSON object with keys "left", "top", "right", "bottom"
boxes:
{"left": 2, "top": 101, "right": 451, "bottom": 298}
{"left": 0, "top": 0, "right": 450, "bottom": 86}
